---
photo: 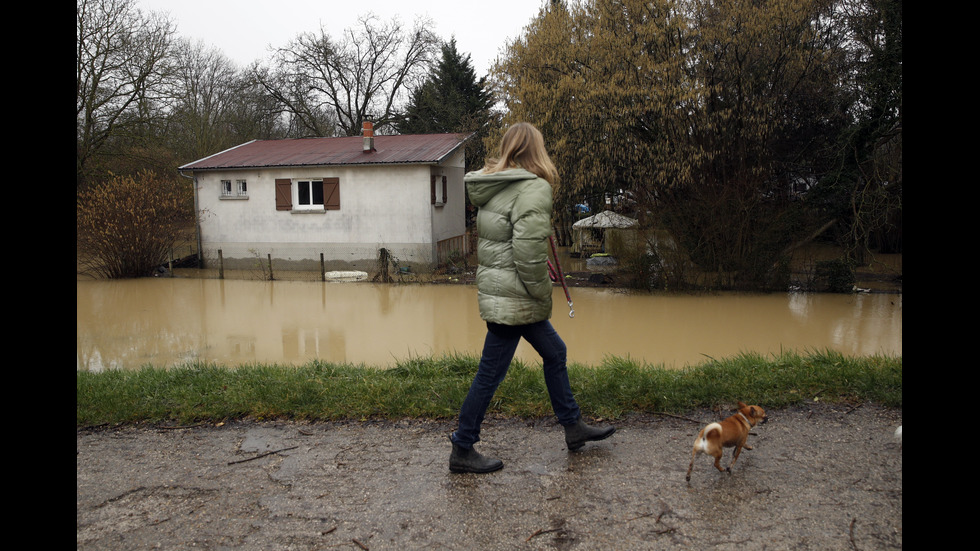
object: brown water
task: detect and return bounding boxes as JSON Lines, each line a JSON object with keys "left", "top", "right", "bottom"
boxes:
{"left": 76, "top": 278, "right": 901, "bottom": 371}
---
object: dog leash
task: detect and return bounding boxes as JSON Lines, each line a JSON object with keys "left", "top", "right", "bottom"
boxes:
{"left": 547, "top": 235, "right": 575, "bottom": 318}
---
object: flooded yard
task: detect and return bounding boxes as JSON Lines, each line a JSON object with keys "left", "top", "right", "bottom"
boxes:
{"left": 77, "top": 278, "right": 901, "bottom": 371}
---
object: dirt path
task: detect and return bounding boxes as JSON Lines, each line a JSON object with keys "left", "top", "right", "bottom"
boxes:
{"left": 77, "top": 403, "right": 902, "bottom": 550}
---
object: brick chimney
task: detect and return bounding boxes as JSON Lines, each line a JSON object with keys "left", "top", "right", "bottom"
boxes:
{"left": 362, "top": 121, "right": 375, "bottom": 153}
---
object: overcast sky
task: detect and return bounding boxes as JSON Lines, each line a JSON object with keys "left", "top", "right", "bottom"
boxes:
{"left": 137, "top": 0, "right": 547, "bottom": 77}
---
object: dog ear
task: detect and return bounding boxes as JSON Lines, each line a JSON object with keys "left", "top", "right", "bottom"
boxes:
{"left": 748, "top": 406, "right": 757, "bottom": 416}
{"left": 737, "top": 401, "right": 748, "bottom": 409}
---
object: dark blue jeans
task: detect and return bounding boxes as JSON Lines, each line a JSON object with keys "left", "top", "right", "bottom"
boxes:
{"left": 451, "top": 320, "right": 581, "bottom": 449}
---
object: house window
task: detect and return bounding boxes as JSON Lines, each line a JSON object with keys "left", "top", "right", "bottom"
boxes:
{"left": 221, "top": 179, "right": 248, "bottom": 198}
{"left": 297, "top": 179, "right": 323, "bottom": 208}
{"left": 276, "top": 178, "right": 340, "bottom": 211}
{"left": 431, "top": 175, "right": 447, "bottom": 206}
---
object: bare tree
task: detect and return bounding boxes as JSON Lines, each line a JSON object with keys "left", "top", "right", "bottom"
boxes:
{"left": 226, "top": 62, "right": 293, "bottom": 143}
{"left": 76, "top": 0, "right": 175, "bottom": 186}
{"left": 257, "top": 13, "right": 439, "bottom": 137}
{"left": 167, "top": 39, "right": 241, "bottom": 161}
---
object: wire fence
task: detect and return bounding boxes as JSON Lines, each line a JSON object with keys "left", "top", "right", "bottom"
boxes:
{"left": 166, "top": 236, "right": 475, "bottom": 283}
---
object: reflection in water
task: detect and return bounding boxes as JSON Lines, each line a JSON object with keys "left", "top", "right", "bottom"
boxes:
{"left": 76, "top": 279, "right": 901, "bottom": 371}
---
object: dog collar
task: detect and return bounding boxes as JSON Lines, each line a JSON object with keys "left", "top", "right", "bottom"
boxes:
{"left": 738, "top": 412, "right": 751, "bottom": 425}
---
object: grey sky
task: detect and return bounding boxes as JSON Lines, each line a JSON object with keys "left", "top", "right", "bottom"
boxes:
{"left": 138, "top": 0, "right": 547, "bottom": 76}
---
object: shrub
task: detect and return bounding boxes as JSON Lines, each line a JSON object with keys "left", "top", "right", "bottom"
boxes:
{"left": 77, "top": 171, "right": 194, "bottom": 278}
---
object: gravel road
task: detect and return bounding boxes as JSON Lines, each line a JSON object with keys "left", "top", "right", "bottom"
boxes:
{"left": 77, "top": 403, "right": 902, "bottom": 550}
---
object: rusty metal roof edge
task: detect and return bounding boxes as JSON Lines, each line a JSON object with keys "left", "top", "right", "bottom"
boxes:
{"left": 178, "top": 139, "right": 259, "bottom": 170}
{"left": 425, "top": 131, "right": 474, "bottom": 164}
{"left": 178, "top": 132, "right": 475, "bottom": 172}
{"left": 181, "top": 159, "right": 446, "bottom": 172}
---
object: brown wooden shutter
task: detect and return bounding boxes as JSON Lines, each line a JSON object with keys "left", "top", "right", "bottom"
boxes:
{"left": 275, "top": 179, "right": 292, "bottom": 210}
{"left": 442, "top": 176, "right": 448, "bottom": 204}
{"left": 430, "top": 175, "right": 437, "bottom": 204}
{"left": 323, "top": 177, "right": 340, "bottom": 210}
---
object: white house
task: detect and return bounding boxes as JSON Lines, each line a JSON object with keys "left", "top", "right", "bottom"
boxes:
{"left": 179, "top": 123, "right": 473, "bottom": 272}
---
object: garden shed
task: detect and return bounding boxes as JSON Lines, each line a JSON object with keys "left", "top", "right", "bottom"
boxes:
{"left": 571, "top": 210, "right": 639, "bottom": 257}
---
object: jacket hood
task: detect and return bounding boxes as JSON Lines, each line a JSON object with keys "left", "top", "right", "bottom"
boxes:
{"left": 465, "top": 168, "right": 539, "bottom": 208}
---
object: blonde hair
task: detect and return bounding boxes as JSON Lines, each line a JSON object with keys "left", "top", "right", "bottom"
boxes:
{"left": 485, "top": 122, "right": 560, "bottom": 185}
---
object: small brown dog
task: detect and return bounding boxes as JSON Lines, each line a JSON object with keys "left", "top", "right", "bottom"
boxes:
{"left": 686, "top": 401, "right": 768, "bottom": 481}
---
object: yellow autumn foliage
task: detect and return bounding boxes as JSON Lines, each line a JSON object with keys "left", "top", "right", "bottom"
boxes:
{"left": 490, "top": 0, "right": 851, "bottom": 290}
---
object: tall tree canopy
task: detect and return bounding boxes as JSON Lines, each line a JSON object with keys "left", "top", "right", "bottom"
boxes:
{"left": 166, "top": 40, "right": 240, "bottom": 162}
{"left": 818, "top": 0, "right": 903, "bottom": 258}
{"left": 256, "top": 14, "right": 439, "bottom": 137}
{"left": 492, "top": 0, "right": 882, "bottom": 289}
{"left": 396, "top": 38, "right": 497, "bottom": 171}
{"left": 76, "top": 0, "right": 175, "bottom": 186}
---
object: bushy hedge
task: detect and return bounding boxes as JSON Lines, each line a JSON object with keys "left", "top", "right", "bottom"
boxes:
{"left": 77, "top": 171, "right": 194, "bottom": 279}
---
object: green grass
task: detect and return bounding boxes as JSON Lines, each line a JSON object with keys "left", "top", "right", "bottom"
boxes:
{"left": 76, "top": 350, "right": 901, "bottom": 427}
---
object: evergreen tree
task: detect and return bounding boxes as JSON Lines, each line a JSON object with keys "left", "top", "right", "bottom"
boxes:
{"left": 396, "top": 38, "right": 497, "bottom": 171}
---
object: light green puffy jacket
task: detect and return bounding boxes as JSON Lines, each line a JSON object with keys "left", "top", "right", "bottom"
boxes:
{"left": 465, "top": 167, "right": 553, "bottom": 326}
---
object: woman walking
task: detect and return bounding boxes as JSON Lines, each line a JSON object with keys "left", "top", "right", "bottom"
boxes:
{"left": 449, "top": 123, "right": 615, "bottom": 474}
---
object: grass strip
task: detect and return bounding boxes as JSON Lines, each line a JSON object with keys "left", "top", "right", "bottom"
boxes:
{"left": 77, "top": 350, "right": 901, "bottom": 427}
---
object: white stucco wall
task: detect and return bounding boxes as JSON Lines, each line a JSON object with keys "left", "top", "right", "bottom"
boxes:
{"left": 192, "top": 153, "right": 466, "bottom": 271}
{"left": 429, "top": 149, "right": 467, "bottom": 244}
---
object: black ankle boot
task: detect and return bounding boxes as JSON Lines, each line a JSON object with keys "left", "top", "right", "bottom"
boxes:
{"left": 564, "top": 417, "right": 616, "bottom": 451}
{"left": 449, "top": 443, "right": 503, "bottom": 473}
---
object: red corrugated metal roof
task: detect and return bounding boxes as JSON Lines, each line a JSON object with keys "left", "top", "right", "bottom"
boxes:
{"left": 179, "top": 132, "right": 474, "bottom": 171}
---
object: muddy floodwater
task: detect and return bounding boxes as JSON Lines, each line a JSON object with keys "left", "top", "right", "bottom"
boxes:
{"left": 76, "top": 278, "right": 901, "bottom": 371}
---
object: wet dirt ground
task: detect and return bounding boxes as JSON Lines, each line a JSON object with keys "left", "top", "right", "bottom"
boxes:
{"left": 77, "top": 403, "right": 902, "bottom": 550}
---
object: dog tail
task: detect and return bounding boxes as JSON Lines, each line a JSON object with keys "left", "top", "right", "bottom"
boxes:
{"left": 696, "top": 422, "right": 722, "bottom": 452}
